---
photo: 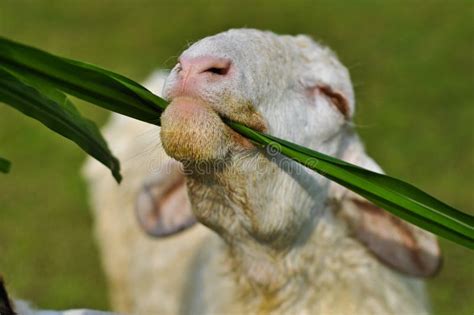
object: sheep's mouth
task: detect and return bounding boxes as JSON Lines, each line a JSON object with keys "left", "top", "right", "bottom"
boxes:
{"left": 210, "top": 111, "right": 266, "bottom": 150}
{"left": 160, "top": 96, "right": 266, "bottom": 163}
{"left": 210, "top": 96, "right": 268, "bottom": 134}
{"left": 160, "top": 97, "right": 234, "bottom": 162}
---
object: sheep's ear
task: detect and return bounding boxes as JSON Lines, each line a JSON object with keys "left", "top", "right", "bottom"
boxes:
{"left": 339, "top": 196, "right": 442, "bottom": 277}
{"left": 135, "top": 160, "right": 196, "bottom": 237}
{"left": 331, "top": 137, "right": 442, "bottom": 277}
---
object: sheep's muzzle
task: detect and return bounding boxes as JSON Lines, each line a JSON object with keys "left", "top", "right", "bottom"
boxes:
{"left": 160, "top": 97, "right": 244, "bottom": 163}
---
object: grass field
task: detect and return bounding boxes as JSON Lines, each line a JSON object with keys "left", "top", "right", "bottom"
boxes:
{"left": 0, "top": 1, "right": 473, "bottom": 314}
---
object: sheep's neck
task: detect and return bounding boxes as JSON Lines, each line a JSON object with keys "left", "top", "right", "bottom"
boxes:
{"left": 185, "top": 153, "right": 336, "bottom": 308}
{"left": 219, "top": 209, "right": 340, "bottom": 313}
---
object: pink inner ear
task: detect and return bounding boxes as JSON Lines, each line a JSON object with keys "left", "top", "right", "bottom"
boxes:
{"left": 154, "top": 177, "right": 194, "bottom": 229}
{"left": 346, "top": 199, "right": 442, "bottom": 277}
{"left": 135, "top": 161, "right": 196, "bottom": 237}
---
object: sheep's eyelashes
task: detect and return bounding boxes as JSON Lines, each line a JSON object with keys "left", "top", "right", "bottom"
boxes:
{"left": 135, "top": 165, "right": 196, "bottom": 237}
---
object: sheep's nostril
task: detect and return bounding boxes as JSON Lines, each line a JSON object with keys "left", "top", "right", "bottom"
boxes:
{"left": 179, "top": 56, "right": 232, "bottom": 78}
{"left": 201, "top": 59, "right": 232, "bottom": 76}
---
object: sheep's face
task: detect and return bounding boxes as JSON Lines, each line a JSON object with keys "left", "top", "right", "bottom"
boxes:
{"left": 160, "top": 29, "right": 355, "bottom": 247}
{"left": 161, "top": 29, "right": 354, "bottom": 163}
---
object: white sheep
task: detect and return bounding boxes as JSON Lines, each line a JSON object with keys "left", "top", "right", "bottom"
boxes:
{"left": 84, "top": 29, "right": 441, "bottom": 315}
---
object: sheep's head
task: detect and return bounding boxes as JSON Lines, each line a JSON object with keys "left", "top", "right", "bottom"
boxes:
{"left": 159, "top": 29, "right": 354, "bottom": 245}
{"left": 160, "top": 29, "right": 353, "bottom": 163}
{"left": 140, "top": 29, "right": 440, "bottom": 278}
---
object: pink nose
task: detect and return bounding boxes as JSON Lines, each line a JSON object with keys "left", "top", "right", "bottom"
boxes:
{"left": 179, "top": 56, "right": 232, "bottom": 78}
{"left": 170, "top": 56, "right": 233, "bottom": 98}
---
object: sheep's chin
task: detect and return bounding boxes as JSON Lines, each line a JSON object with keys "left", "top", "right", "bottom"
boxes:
{"left": 160, "top": 96, "right": 233, "bottom": 163}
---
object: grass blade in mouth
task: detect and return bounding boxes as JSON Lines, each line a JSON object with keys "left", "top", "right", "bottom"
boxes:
{"left": 0, "top": 37, "right": 472, "bottom": 249}
{"left": 227, "top": 120, "right": 474, "bottom": 249}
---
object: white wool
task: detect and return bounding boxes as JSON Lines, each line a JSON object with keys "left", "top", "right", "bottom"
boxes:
{"left": 83, "top": 29, "right": 434, "bottom": 315}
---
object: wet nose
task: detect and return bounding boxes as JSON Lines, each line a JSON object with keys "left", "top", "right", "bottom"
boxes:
{"left": 179, "top": 56, "right": 232, "bottom": 78}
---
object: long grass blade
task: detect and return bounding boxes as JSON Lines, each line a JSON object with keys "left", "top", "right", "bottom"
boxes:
{"left": 226, "top": 121, "right": 474, "bottom": 249}
{"left": 0, "top": 37, "right": 472, "bottom": 249}
{"left": 0, "top": 68, "right": 121, "bottom": 182}
{"left": 0, "top": 37, "right": 166, "bottom": 125}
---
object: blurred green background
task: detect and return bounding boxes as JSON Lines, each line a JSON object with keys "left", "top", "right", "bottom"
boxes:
{"left": 0, "top": 0, "right": 472, "bottom": 314}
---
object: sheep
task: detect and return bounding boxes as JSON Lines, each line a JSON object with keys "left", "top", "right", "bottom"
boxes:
{"left": 84, "top": 29, "right": 441, "bottom": 315}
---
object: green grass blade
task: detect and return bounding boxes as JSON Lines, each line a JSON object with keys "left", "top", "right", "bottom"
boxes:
{"left": 0, "top": 37, "right": 166, "bottom": 126}
{"left": 227, "top": 121, "right": 474, "bottom": 249}
{"left": 0, "top": 68, "right": 121, "bottom": 182}
{"left": 0, "top": 37, "right": 472, "bottom": 249}
{"left": 0, "top": 156, "right": 11, "bottom": 174}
